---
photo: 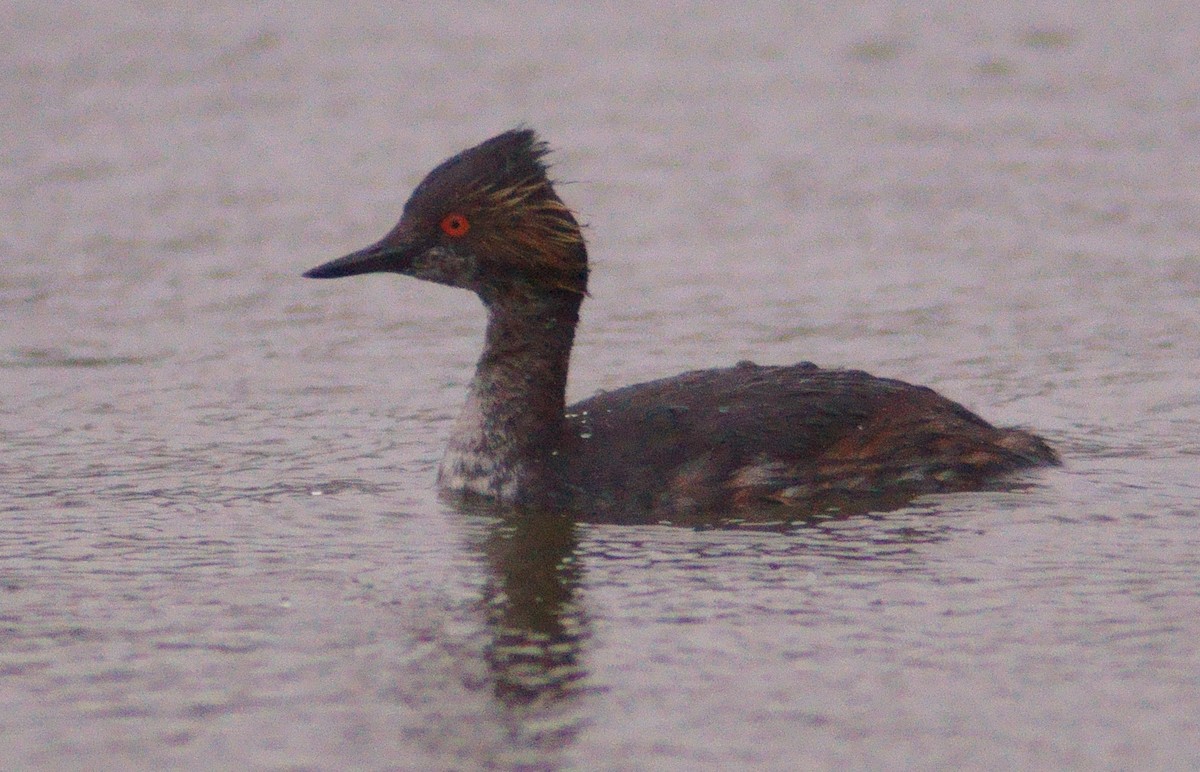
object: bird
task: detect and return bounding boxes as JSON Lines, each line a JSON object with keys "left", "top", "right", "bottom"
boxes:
{"left": 303, "top": 129, "right": 1058, "bottom": 522}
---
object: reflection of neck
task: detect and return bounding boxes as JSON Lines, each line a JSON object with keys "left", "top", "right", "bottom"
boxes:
{"left": 438, "top": 289, "right": 582, "bottom": 502}
{"left": 479, "top": 510, "right": 586, "bottom": 707}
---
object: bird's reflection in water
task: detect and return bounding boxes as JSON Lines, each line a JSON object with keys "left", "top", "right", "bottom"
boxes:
{"left": 446, "top": 480, "right": 1039, "bottom": 759}
{"left": 452, "top": 497, "right": 592, "bottom": 755}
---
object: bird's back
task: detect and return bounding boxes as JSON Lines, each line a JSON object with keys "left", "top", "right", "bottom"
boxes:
{"left": 558, "top": 361, "right": 1057, "bottom": 521}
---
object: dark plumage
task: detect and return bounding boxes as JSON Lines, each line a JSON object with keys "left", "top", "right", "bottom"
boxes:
{"left": 304, "top": 129, "right": 1058, "bottom": 522}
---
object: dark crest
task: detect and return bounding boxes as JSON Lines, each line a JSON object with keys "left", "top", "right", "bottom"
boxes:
{"left": 412, "top": 129, "right": 552, "bottom": 201}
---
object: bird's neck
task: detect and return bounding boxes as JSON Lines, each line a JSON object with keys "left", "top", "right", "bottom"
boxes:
{"left": 438, "top": 289, "right": 582, "bottom": 502}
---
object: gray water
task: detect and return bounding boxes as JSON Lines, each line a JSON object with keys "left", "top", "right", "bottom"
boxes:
{"left": 3, "top": 2, "right": 1199, "bottom": 769}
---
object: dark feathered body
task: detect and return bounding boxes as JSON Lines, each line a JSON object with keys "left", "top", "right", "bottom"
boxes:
{"left": 558, "top": 361, "right": 1055, "bottom": 521}
{"left": 304, "top": 129, "right": 1058, "bottom": 522}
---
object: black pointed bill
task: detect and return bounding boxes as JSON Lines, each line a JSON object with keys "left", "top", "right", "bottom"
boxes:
{"left": 303, "top": 239, "right": 415, "bottom": 279}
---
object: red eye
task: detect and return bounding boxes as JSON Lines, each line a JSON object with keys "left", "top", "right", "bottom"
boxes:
{"left": 440, "top": 213, "right": 470, "bottom": 237}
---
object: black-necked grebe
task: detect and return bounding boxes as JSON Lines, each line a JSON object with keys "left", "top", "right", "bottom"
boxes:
{"left": 304, "top": 129, "right": 1058, "bottom": 520}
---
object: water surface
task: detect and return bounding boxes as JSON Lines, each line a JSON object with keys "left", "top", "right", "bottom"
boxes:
{"left": 3, "top": 2, "right": 1199, "bottom": 769}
